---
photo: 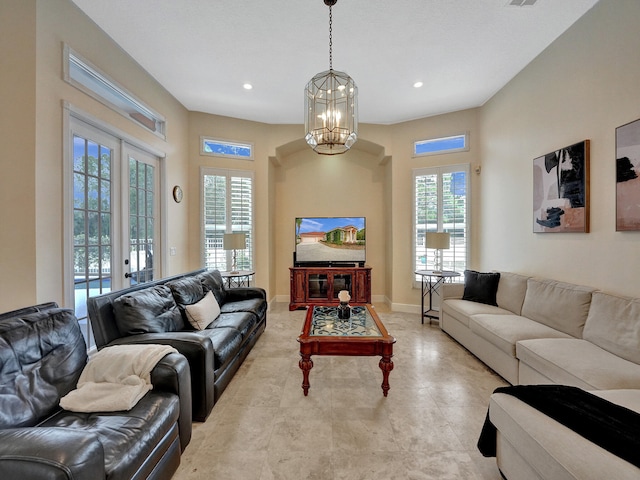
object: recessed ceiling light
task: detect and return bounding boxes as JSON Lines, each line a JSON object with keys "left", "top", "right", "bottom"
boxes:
{"left": 413, "top": 81, "right": 423, "bottom": 88}
{"left": 243, "top": 83, "right": 253, "bottom": 90}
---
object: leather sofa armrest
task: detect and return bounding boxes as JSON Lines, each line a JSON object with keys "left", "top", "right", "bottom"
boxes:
{"left": 224, "top": 287, "right": 267, "bottom": 302}
{"left": 442, "top": 282, "right": 465, "bottom": 300}
{"left": 105, "top": 333, "right": 215, "bottom": 422}
{"left": 0, "top": 427, "right": 104, "bottom": 480}
{"left": 150, "top": 351, "right": 192, "bottom": 451}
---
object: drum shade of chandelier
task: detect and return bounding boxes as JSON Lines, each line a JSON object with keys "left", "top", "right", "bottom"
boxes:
{"left": 304, "top": 0, "right": 358, "bottom": 155}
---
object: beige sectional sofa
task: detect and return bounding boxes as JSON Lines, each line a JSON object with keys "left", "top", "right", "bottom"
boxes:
{"left": 441, "top": 271, "right": 640, "bottom": 480}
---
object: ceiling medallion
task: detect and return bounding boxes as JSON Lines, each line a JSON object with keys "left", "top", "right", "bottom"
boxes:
{"left": 304, "top": 0, "right": 358, "bottom": 155}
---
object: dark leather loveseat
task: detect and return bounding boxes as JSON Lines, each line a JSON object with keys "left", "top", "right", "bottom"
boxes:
{"left": 0, "top": 302, "right": 192, "bottom": 480}
{"left": 88, "top": 268, "right": 267, "bottom": 421}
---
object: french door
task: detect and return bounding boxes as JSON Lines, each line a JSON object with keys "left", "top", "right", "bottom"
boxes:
{"left": 69, "top": 117, "right": 161, "bottom": 349}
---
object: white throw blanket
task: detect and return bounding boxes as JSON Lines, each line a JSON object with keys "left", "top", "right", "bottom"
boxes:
{"left": 60, "top": 344, "right": 178, "bottom": 412}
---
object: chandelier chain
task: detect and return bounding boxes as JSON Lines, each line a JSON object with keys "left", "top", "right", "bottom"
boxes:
{"left": 329, "top": 4, "right": 333, "bottom": 70}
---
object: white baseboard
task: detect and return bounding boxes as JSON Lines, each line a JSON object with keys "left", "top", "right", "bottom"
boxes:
{"left": 389, "top": 302, "right": 422, "bottom": 314}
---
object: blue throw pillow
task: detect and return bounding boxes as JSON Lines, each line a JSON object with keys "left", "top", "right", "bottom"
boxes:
{"left": 462, "top": 270, "right": 500, "bottom": 306}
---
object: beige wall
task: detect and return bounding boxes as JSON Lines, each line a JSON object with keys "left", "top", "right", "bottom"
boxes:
{"left": 270, "top": 136, "right": 389, "bottom": 302}
{"left": 0, "top": 1, "right": 37, "bottom": 308}
{"left": 0, "top": 0, "right": 189, "bottom": 311}
{"left": 479, "top": 0, "right": 640, "bottom": 297}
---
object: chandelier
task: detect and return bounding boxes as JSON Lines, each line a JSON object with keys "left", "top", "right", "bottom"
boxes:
{"left": 304, "top": 0, "right": 358, "bottom": 155}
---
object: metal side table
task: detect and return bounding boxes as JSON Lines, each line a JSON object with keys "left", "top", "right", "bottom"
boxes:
{"left": 415, "top": 270, "right": 461, "bottom": 324}
{"left": 220, "top": 270, "right": 255, "bottom": 288}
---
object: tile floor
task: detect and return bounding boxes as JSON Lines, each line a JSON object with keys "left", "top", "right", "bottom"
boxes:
{"left": 173, "top": 302, "right": 508, "bottom": 480}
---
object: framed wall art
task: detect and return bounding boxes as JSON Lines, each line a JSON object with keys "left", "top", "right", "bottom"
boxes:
{"left": 616, "top": 118, "right": 640, "bottom": 231}
{"left": 533, "top": 140, "right": 590, "bottom": 233}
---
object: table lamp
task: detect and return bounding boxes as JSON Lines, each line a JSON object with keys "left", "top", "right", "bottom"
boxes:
{"left": 223, "top": 233, "right": 246, "bottom": 274}
{"left": 426, "top": 232, "right": 450, "bottom": 273}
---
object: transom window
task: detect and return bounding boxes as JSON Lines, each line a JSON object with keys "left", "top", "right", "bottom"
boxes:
{"left": 64, "top": 45, "right": 166, "bottom": 138}
{"left": 201, "top": 137, "right": 254, "bottom": 160}
{"left": 414, "top": 133, "right": 468, "bottom": 157}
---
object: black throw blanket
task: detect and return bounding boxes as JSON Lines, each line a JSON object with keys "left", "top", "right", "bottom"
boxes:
{"left": 478, "top": 385, "right": 640, "bottom": 469}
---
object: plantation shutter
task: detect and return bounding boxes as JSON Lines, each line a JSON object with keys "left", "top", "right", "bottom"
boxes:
{"left": 230, "top": 175, "right": 252, "bottom": 270}
{"left": 202, "top": 169, "right": 253, "bottom": 271}
{"left": 441, "top": 171, "right": 467, "bottom": 274}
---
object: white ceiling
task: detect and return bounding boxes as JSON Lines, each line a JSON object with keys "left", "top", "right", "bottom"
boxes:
{"left": 70, "top": 0, "right": 599, "bottom": 125}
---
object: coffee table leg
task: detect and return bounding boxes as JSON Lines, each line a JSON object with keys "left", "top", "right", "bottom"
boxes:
{"left": 379, "top": 354, "right": 394, "bottom": 397}
{"left": 299, "top": 353, "right": 314, "bottom": 396}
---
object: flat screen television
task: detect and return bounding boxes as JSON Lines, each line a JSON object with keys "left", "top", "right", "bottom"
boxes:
{"left": 295, "top": 217, "right": 366, "bottom": 266}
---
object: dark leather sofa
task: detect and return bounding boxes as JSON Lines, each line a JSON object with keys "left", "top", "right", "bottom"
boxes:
{"left": 88, "top": 269, "right": 267, "bottom": 421}
{"left": 0, "top": 302, "right": 192, "bottom": 480}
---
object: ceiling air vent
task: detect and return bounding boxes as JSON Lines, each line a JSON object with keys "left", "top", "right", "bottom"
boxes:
{"left": 508, "top": 0, "right": 537, "bottom": 6}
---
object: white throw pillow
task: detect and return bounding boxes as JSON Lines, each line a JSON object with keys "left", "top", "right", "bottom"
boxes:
{"left": 185, "top": 290, "right": 220, "bottom": 330}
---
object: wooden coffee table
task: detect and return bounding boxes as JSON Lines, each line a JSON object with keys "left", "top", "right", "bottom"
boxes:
{"left": 297, "top": 304, "right": 396, "bottom": 396}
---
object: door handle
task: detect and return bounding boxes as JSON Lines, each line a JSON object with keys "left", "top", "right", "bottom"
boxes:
{"left": 124, "top": 272, "right": 132, "bottom": 279}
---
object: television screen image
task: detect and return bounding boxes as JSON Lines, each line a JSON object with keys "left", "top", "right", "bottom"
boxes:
{"left": 295, "top": 217, "right": 366, "bottom": 265}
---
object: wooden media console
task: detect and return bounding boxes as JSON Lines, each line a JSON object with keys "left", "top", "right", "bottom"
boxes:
{"left": 289, "top": 266, "right": 372, "bottom": 310}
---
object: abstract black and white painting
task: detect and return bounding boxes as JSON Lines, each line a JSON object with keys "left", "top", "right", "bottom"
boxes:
{"left": 533, "top": 140, "right": 590, "bottom": 233}
{"left": 616, "top": 118, "right": 640, "bottom": 231}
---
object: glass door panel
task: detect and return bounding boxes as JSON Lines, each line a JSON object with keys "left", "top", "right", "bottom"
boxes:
{"left": 72, "top": 129, "right": 117, "bottom": 349}
{"left": 125, "top": 148, "right": 159, "bottom": 286}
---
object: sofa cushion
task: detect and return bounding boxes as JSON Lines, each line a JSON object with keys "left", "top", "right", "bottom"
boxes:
{"left": 521, "top": 278, "right": 594, "bottom": 338}
{"left": 462, "top": 270, "right": 500, "bottom": 306}
{"left": 185, "top": 291, "right": 221, "bottom": 330}
{"left": 196, "top": 270, "right": 227, "bottom": 306}
{"left": 495, "top": 271, "right": 530, "bottom": 315}
{"left": 209, "top": 312, "right": 258, "bottom": 340}
{"left": 41, "top": 390, "right": 180, "bottom": 480}
{"left": 516, "top": 338, "right": 640, "bottom": 390}
{"left": 196, "top": 327, "right": 244, "bottom": 371}
{"left": 113, "top": 285, "right": 184, "bottom": 335}
{"left": 167, "top": 276, "right": 205, "bottom": 307}
{"left": 220, "top": 298, "right": 267, "bottom": 320}
{"left": 583, "top": 291, "right": 640, "bottom": 365}
{"left": 441, "top": 299, "right": 512, "bottom": 328}
{"left": 470, "top": 314, "right": 571, "bottom": 356}
{"left": 0, "top": 309, "right": 86, "bottom": 428}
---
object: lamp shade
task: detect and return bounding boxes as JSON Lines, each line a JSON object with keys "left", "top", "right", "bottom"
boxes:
{"left": 223, "top": 233, "right": 246, "bottom": 250}
{"left": 426, "top": 232, "right": 450, "bottom": 250}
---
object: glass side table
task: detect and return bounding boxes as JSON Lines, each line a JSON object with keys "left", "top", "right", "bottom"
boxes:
{"left": 415, "top": 270, "right": 461, "bottom": 324}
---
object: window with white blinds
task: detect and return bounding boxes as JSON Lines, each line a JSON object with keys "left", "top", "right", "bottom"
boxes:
{"left": 413, "top": 164, "right": 469, "bottom": 281}
{"left": 201, "top": 168, "right": 253, "bottom": 271}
